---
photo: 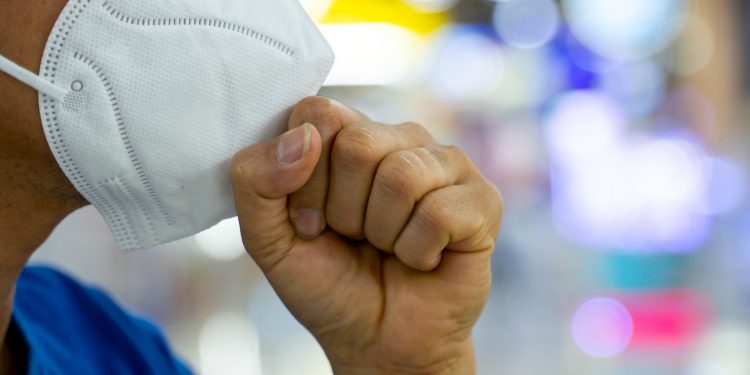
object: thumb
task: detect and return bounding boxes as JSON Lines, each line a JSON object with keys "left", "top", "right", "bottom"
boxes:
{"left": 231, "top": 123, "right": 322, "bottom": 272}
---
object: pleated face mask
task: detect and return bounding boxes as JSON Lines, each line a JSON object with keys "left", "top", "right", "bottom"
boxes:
{"left": 0, "top": 0, "right": 334, "bottom": 251}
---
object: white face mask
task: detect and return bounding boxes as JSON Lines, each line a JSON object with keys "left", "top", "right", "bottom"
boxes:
{"left": 0, "top": 0, "right": 334, "bottom": 251}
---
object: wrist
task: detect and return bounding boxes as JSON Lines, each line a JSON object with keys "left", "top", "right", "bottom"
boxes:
{"left": 327, "top": 340, "right": 476, "bottom": 375}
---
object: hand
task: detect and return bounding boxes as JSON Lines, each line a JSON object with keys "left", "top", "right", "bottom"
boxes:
{"left": 231, "top": 97, "right": 503, "bottom": 374}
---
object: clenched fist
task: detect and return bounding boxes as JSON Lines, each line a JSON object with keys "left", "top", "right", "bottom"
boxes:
{"left": 231, "top": 97, "right": 503, "bottom": 375}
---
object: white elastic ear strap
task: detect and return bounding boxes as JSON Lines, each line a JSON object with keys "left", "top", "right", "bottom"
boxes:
{"left": 0, "top": 54, "right": 67, "bottom": 101}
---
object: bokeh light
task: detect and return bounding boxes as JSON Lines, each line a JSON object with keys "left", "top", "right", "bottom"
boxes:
{"left": 195, "top": 218, "right": 246, "bottom": 262}
{"left": 545, "top": 90, "right": 625, "bottom": 168}
{"left": 249, "top": 282, "right": 332, "bottom": 375}
{"left": 321, "top": 23, "right": 423, "bottom": 86}
{"left": 571, "top": 297, "right": 633, "bottom": 358}
{"left": 199, "top": 312, "right": 262, "bottom": 375}
{"left": 426, "top": 27, "right": 505, "bottom": 101}
{"left": 702, "top": 157, "right": 746, "bottom": 215}
{"left": 563, "top": 0, "right": 687, "bottom": 60}
{"left": 624, "top": 290, "right": 708, "bottom": 349}
{"left": 599, "top": 59, "right": 667, "bottom": 118}
{"left": 493, "top": 0, "right": 560, "bottom": 49}
{"left": 547, "top": 89, "right": 713, "bottom": 252}
{"left": 669, "top": 15, "right": 715, "bottom": 76}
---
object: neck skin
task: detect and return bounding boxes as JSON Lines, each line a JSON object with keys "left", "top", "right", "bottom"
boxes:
{"left": 0, "top": 0, "right": 88, "bottom": 370}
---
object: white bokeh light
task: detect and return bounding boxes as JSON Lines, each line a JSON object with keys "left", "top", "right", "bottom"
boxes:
{"left": 250, "top": 281, "right": 332, "bottom": 375}
{"left": 493, "top": 0, "right": 560, "bottom": 49}
{"left": 427, "top": 28, "right": 506, "bottom": 101}
{"left": 546, "top": 91, "right": 626, "bottom": 168}
{"left": 563, "top": 0, "right": 687, "bottom": 60}
{"left": 629, "top": 138, "right": 706, "bottom": 204}
{"left": 199, "top": 312, "right": 262, "bottom": 375}
{"left": 321, "top": 23, "right": 423, "bottom": 86}
{"left": 195, "top": 218, "right": 246, "bottom": 262}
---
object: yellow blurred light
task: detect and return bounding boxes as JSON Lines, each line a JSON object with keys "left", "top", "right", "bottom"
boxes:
{"left": 322, "top": 0, "right": 448, "bottom": 34}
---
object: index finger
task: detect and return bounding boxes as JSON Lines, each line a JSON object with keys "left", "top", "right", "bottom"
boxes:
{"left": 287, "top": 97, "right": 367, "bottom": 240}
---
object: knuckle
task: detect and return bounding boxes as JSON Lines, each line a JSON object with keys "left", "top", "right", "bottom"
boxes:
{"left": 292, "top": 96, "right": 330, "bottom": 116}
{"left": 393, "top": 241, "right": 438, "bottom": 272}
{"left": 333, "top": 126, "right": 381, "bottom": 173}
{"left": 439, "top": 144, "right": 470, "bottom": 165}
{"left": 490, "top": 183, "right": 505, "bottom": 212}
{"left": 230, "top": 151, "right": 254, "bottom": 186}
{"left": 377, "top": 151, "right": 421, "bottom": 198}
{"left": 400, "top": 122, "right": 435, "bottom": 142}
{"left": 431, "top": 144, "right": 475, "bottom": 182}
{"left": 488, "top": 183, "right": 505, "bottom": 235}
{"left": 364, "top": 227, "right": 394, "bottom": 252}
{"left": 410, "top": 254, "right": 439, "bottom": 272}
{"left": 415, "top": 194, "right": 451, "bottom": 235}
{"left": 291, "top": 97, "right": 342, "bottom": 136}
{"left": 326, "top": 210, "right": 363, "bottom": 238}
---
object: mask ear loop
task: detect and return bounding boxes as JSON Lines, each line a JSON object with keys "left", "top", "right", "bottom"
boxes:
{"left": 0, "top": 54, "right": 67, "bottom": 101}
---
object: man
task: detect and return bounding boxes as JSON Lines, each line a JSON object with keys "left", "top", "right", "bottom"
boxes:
{"left": 0, "top": 1, "right": 503, "bottom": 374}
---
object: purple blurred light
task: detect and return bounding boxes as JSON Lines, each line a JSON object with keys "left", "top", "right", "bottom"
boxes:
{"left": 546, "top": 91, "right": 625, "bottom": 168}
{"left": 572, "top": 297, "right": 633, "bottom": 358}
{"left": 546, "top": 91, "right": 713, "bottom": 252}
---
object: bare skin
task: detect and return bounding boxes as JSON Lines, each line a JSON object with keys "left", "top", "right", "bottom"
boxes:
{"left": 232, "top": 98, "right": 503, "bottom": 374}
{"left": 0, "top": 0, "right": 88, "bottom": 371}
{"left": 1, "top": 2, "right": 504, "bottom": 374}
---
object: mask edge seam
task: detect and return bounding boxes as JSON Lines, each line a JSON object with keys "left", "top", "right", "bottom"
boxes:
{"left": 72, "top": 51, "right": 175, "bottom": 229}
{"left": 38, "top": 0, "right": 111, "bottom": 233}
{"left": 99, "top": 178, "right": 144, "bottom": 250}
{"left": 101, "top": 0, "right": 296, "bottom": 58}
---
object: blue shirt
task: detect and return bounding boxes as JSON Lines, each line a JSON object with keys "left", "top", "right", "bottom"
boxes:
{"left": 9, "top": 266, "right": 192, "bottom": 375}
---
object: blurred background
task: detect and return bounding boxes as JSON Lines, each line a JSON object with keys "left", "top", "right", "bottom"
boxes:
{"left": 31, "top": 0, "right": 750, "bottom": 374}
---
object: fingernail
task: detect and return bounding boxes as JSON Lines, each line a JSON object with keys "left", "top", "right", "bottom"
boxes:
{"left": 293, "top": 209, "right": 324, "bottom": 239}
{"left": 277, "top": 123, "right": 312, "bottom": 165}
